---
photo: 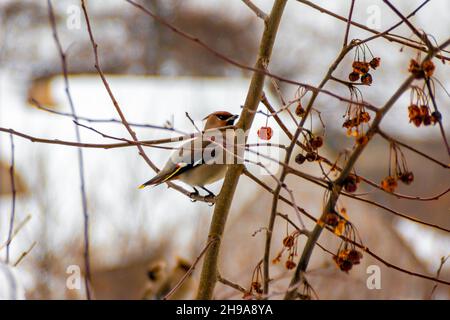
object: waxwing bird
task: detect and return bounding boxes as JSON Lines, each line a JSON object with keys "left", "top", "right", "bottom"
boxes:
{"left": 139, "top": 111, "right": 239, "bottom": 197}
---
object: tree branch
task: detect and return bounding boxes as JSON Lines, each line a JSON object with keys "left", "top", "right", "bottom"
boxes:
{"left": 196, "top": 0, "right": 288, "bottom": 300}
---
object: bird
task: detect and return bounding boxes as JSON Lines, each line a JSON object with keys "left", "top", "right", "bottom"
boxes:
{"left": 139, "top": 111, "right": 239, "bottom": 198}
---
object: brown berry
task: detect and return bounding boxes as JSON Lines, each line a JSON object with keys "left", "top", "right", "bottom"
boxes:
{"left": 324, "top": 212, "right": 339, "bottom": 227}
{"left": 431, "top": 111, "right": 442, "bottom": 124}
{"left": 381, "top": 176, "right": 398, "bottom": 193}
{"left": 309, "top": 136, "right": 324, "bottom": 149}
{"left": 369, "top": 57, "right": 381, "bottom": 69}
{"left": 359, "top": 112, "right": 371, "bottom": 123}
{"left": 422, "top": 59, "right": 435, "bottom": 77}
{"left": 283, "top": 235, "right": 295, "bottom": 248}
{"left": 349, "top": 71, "right": 360, "bottom": 82}
{"left": 295, "top": 154, "right": 306, "bottom": 165}
{"left": 419, "top": 105, "right": 430, "bottom": 117}
{"left": 356, "top": 135, "right": 369, "bottom": 145}
{"left": 285, "top": 260, "right": 297, "bottom": 270}
{"left": 409, "top": 59, "right": 423, "bottom": 78}
{"left": 305, "top": 152, "right": 318, "bottom": 162}
{"left": 339, "top": 260, "right": 353, "bottom": 272}
{"left": 423, "top": 115, "right": 432, "bottom": 126}
{"left": 347, "top": 249, "right": 363, "bottom": 264}
{"left": 343, "top": 174, "right": 359, "bottom": 193}
{"left": 399, "top": 171, "right": 414, "bottom": 185}
{"left": 295, "top": 103, "right": 305, "bottom": 117}
{"left": 361, "top": 73, "right": 373, "bottom": 85}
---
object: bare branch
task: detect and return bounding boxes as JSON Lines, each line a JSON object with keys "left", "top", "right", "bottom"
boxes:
{"left": 241, "top": 0, "right": 268, "bottom": 21}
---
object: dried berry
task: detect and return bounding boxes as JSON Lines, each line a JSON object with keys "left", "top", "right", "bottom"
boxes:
{"left": 419, "top": 105, "right": 430, "bottom": 117}
{"left": 431, "top": 111, "right": 442, "bottom": 124}
{"left": 257, "top": 126, "right": 273, "bottom": 140}
{"left": 381, "top": 176, "right": 398, "bottom": 193}
{"left": 283, "top": 235, "right": 295, "bottom": 248}
{"left": 347, "top": 249, "right": 363, "bottom": 265}
{"left": 369, "top": 57, "right": 381, "bottom": 69}
{"left": 361, "top": 73, "right": 373, "bottom": 85}
{"left": 408, "top": 104, "right": 421, "bottom": 119}
{"left": 295, "top": 153, "right": 306, "bottom": 165}
{"left": 343, "top": 174, "right": 359, "bottom": 193}
{"left": 422, "top": 59, "right": 435, "bottom": 77}
{"left": 356, "top": 135, "right": 369, "bottom": 145}
{"left": 285, "top": 260, "right": 297, "bottom": 270}
{"left": 305, "top": 152, "right": 318, "bottom": 162}
{"left": 324, "top": 212, "right": 339, "bottom": 227}
{"left": 348, "top": 71, "right": 360, "bottom": 82}
{"left": 408, "top": 104, "right": 422, "bottom": 126}
{"left": 423, "top": 115, "right": 432, "bottom": 126}
{"left": 409, "top": 59, "right": 423, "bottom": 78}
{"left": 251, "top": 281, "right": 263, "bottom": 294}
{"left": 359, "top": 111, "right": 371, "bottom": 123}
{"left": 309, "top": 136, "right": 324, "bottom": 149}
{"left": 295, "top": 103, "right": 305, "bottom": 117}
{"left": 399, "top": 171, "right": 414, "bottom": 185}
{"left": 353, "top": 61, "right": 369, "bottom": 74}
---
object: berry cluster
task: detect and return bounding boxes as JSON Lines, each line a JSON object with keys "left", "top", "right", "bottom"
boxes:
{"left": 321, "top": 207, "right": 349, "bottom": 237}
{"left": 329, "top": 212, "right": 363, "bottom": 273}
{"left": 408, "top": 105, "right": 440, "bottom": 127}
{"left": 243, "top": 261, "right": 264, "bottom": 299}
{"left": 273, "top": 230, "right": 300, "bottom": 270}
{"left": 348, "top": 42, "right": 380, "bottom": 85}
{"left": 409, "top": 58, "right": 435, "bottom": 79}
{"left": 407, "top": 86, "right": 440, "bottom": 127}
{"left": 333, "top": 248, "right": 363, "bottom": 272}
{"left": 380, "top": 143, "right": 414, "bottom": 193}
{"left": 294, "top": 132, "right": 324, "bottom": 165}
{"left": 342, "top": 87, "right": 371, "bottom": 144}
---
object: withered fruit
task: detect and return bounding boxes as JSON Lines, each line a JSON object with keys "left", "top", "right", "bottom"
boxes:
{"left": 361, "top": 73, "right": 373, "bottom": 85}
{"left": 309, "top": 136, "right": 324, "bottom": 149}
{"left": 399, "top": 171, "right": 414, "bottom": 185}
{"left": 295, "top": 153, "right": 306, "bottom": 165}
{"left": 369, "top": 57, "right": 381, "bottom": 69}
{"left": 349, "top": 71, "right": 360, "bottom": 82}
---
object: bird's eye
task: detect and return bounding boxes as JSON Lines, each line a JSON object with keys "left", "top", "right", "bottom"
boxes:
{"left": 217, "top": 115, "right": 227, "bottom": 120}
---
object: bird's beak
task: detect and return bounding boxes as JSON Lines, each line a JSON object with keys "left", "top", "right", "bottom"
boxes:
{"left": 230, "top": 114, "right": 239, "bottom": 120}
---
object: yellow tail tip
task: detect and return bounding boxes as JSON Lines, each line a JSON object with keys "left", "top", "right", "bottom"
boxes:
{"left": 138, "top": 184, "right": 146, "bottom": 190}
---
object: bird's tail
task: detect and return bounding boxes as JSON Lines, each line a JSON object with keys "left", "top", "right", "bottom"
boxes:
{"left": 139, "top": 163, "right": 187, "bottom": 189}
{"left": 138, "top": 173, "right": 167, "bottom": 189}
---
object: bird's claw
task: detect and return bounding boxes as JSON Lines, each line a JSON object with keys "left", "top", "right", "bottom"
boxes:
{"left": 189, "top": 188, "right": 199, "bottom": 202}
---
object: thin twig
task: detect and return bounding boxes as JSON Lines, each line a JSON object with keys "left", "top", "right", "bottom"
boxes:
{"left": 425, "top": 78, "right": 450, "bottom": 156}
{"left": 429, "top": 256, "right": 449, "bottom": 299}
{"left": 163, "top": 239, "right": 216, "bottom": 300}
{"left": 13, "top": 242, "right": 36, "bottom": 267}
{"left": 241, "top": 0, "right": 268, "bottom": 21}
{"left": 217, "top": 274, "right": 247, "bottom": 294}
{"left": 343, "top": 0, "right": 355, "bottom": 48}
{"left": 48, "top": 0, "right": 91, "bottom": 299}
{"left": 5, "top": 134, "right": 16, "bottom": 264}
{"left": 378, "top": 129, "right": 449, "bottom": 169}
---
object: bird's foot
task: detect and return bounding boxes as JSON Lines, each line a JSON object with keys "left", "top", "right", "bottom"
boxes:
{"left": 189, "top": 187, "right": 199, "bottom": 202}
{"left": 201, "top": 187, "right": 216, "bottom": 198}
{"left": 200, "top": 187, "right": 216, "bottom": 206}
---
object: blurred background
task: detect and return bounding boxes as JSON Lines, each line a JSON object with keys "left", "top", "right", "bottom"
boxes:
{"left": 0, "top": 0, "right": 448, "bottom": 299}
